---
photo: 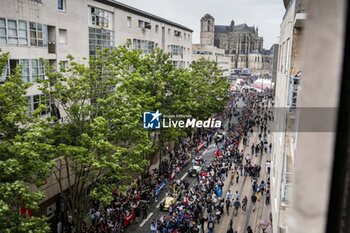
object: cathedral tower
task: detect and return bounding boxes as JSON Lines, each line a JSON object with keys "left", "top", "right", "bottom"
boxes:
{"left": 200, "top": 14, "right": 215, "bottom": 46}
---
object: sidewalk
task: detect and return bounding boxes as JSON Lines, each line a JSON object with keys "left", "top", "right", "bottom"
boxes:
{"left": 215, "top": 127, "right": 273, "bottom": 233}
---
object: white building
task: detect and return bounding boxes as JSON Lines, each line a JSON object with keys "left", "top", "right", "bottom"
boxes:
{"left": 271, "top": 0, "right": 306, "bottom": 232}
{"left": 192, "top": 44, "right": 231, "bottom": 76}
{"left": 0, "top": 0, "right": 192, "bottom": 229}
{"left": 0, "top": 0, "right": 192, "bottom": 115}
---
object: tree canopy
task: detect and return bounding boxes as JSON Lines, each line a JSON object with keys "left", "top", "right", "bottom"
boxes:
{"left": 0, "top": 45, "right": 230, "bottom": 232}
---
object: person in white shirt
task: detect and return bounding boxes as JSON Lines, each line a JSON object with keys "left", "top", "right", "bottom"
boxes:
{"left": 233, "top": 191, "right": 239, "bottom": 201}
{"left": 226, "top": 190, "right": 232, "bottom": 201}
{"left": 265, "top": 160, "right": 271, "bottom": 174}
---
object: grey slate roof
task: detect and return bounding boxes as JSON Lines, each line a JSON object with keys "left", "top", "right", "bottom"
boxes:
{"left": 214, "top": 25, "right": 230, "bottom": 33}
{"left": 94, "top": 0, "right": 193, "bottom": 32}
{"left": 214, "top": 23, "right": 256, "bottom": 33}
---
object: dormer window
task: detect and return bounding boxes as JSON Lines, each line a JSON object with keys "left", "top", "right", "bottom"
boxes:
{"left": 90, "top": 6, "right": 112, "bottom": 30}
{"left": 138, "top": 20, "right": 151, "bottom": 29}
{"left": 174, "top": 30, "right": 181, "bottom": 37}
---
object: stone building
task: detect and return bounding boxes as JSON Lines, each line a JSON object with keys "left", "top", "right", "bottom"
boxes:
{"left": 200, "top": 13, "right": 269, "bottom": 74}
{"left": 0, "top": 0, "right": 192, "bottom": 230}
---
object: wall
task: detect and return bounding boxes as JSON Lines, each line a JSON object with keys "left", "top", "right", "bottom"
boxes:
{"left": 289, "top": 0, "right": 345, "bottom": 232}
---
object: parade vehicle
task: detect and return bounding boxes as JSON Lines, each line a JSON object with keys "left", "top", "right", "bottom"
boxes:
{"left": 198, "top": 165, "right": 211, "bottom": 179}
{"left": 160, "top": 189, "right": 182, "bottom": 211}
{"left": 214, "top": 132, "right": 224, "bottom": 143}
{"left": 189, "top": 156, "right": 205, "bottom": 177}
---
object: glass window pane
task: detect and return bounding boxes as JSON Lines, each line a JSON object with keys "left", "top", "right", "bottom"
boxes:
{"left": 19, "top": 30, "right": 27, "bottom": 37}
{"left": 19, "top": 38, "right": 27, "bottom": 45}
{"left": 30, "top": 39, "right": 37, "bottom": 46}
{"left": 37, "top": 24, "right": 42, "bottom": 31}
{"left": 19, "top": 21, "right": 26, "bottom": 29}
{"left": 9, "top": 38, "right": 18, "bottom": 45}
{"left": 0, "top": 18, "right": 6, "bottom": 27}
{"left": 32, "top": 59, "right": 38, "bottom": 66}
{"left": 30, "top": 31, "right": 37, "bottom": 39}
{"left": 8, "top": 20, "right": 17, "bottom": 28}
{"left": 30, "top": 22, "right": 36, "bottom": 30}
{"left": 0, "top": 37, "right": 7, "bottom": 44}
{"left": 0, "top": 28, "right": 6, "bottom": 36}
{"left": 8, "top": 28, "right": 17, "bottom": 36}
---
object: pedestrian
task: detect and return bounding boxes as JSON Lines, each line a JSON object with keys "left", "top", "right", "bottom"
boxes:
{"left": 247, "top": 225, "right": 253, "bottom": 233}
{"left": 242, "top": 196, "right": 248, "bottom": 213}
{"left": 233, "top": 198, "right": 241, "bottom": 216}
{"left": 233, "top": 191, "right": 239, "bottom": 200}
{"left": 200, "top": 215, "right": 207, "bottom": 233}
{"left": 251, "top": 193, "right": 257, "bottom": 212}
{"left": 236, "top": 171, "right": 240, "bottom": 183}
{"left": 225, "top": 197, "right": 231, "bottom": 214}
{"left": 227, "top": 220, "right": 234, "bottom": 233}
{"left": 150, "top": 220, "right": 157, "bottom": 233}
{"left": 265, "top": 160, "right": 271, "bottom": 174}
{"left": 142, "top": 205, "right": 148, "bottom": 220}
{"left": 259, "top": 180, "right": 265, "bottom": 195}
{"left": 266, "top": 189, "right": 271, "bottom": 205}
{"left": 207, "top": 218, "right": 215, "bottom": 233}
{"left": 215, "top": 208, "right": 221, "bottom": 223}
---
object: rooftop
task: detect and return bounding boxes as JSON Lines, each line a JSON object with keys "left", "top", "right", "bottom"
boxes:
{"left": 95, "top": 0, "right": 193, "bottom": 32}
{"left": 214, "top": 23, "right": 256, "bottom": 33}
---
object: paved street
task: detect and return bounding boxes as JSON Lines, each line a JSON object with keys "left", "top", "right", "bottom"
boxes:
{"left": 125, "top": 96, "right": 273, "bottom": 233}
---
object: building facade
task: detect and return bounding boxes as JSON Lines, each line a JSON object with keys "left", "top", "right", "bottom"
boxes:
{"left": 192, "top": 44, "right": 231, "bottom": 76}
{"left": 0, "top": 0, "right": 192, "bottom": 229}
{"left": 199, "top": 13, "right": 269, "bottom": 74}
{"left": 271, "top": 0, "right": 306, "bottom": 232}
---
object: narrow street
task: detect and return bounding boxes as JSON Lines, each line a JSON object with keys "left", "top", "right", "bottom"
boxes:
{"left": 125, "top": 95, "right": 273, "bottom": 233}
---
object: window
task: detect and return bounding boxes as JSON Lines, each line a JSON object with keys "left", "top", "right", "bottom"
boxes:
{"left": 58, "top": 29, "right": 67, "bottom": 44}
{"left": 138, "top": 20, "right": 151, "bottom": 29}
{"left": 57, "top": 0, "right": 65, "bottom": 11}
{"left": 89, "top": 27, "right": 114, "bottom": 55}
{"left": 169, "top": 45, "right": 184, "bottom": 56}
{"left": 8, "top": 20, "right": 18, "bottom": 45}
{"left": 155, "top": 25, "right": 159, "bottom": 33}
{"left": 90, "top": 6, "right": 112, "bottom": 29}
{"left": 168, "top": 28, "right": 171, "bottom": 36}
{"left": 20, "top": 59, "right": 30, "bottom": 83}
{"left": 0, "top": 18, "right": 45, "bottom": 46}
{"left": 31, "top": 59, "right": 45, "bottom": 81}
{"left": 184, "top": 33, "right": 186, "bottom": 40}
{"left": 127, "top": 16, "right": 132, "bottom": 28}
{"left": 0, "top": 18, "right": 7, "bottom": 44}
{"left": 18, "top": 21, "right": 28, "bottom": 45}
{"left": 27, "top": 94, "right": 50, "bottom": 117}
{"left": 30, "top": 22, "right": 48, "bottom": 47}
{"left": 174, "top": 30, "right": 181, "bottom": 37}
{"left": 188, "top": 34, "right": 191, "bottom": 41}
{"left": 133, "top": 39, "right": 155, "bottom": 54}
{"left": 5, "top": 59, "right": 45, "bottom": 83}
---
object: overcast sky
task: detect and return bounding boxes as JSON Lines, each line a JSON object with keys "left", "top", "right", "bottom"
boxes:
{"left": 116, "top": 0, "right": 285, "bottom": 49}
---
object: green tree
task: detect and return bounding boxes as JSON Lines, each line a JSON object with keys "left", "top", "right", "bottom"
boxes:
{"left": 0, "top": 50, "right": 52, "bottom": 232}
{"left": 36, "top": 47, "right": 151, "bottom": 232}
